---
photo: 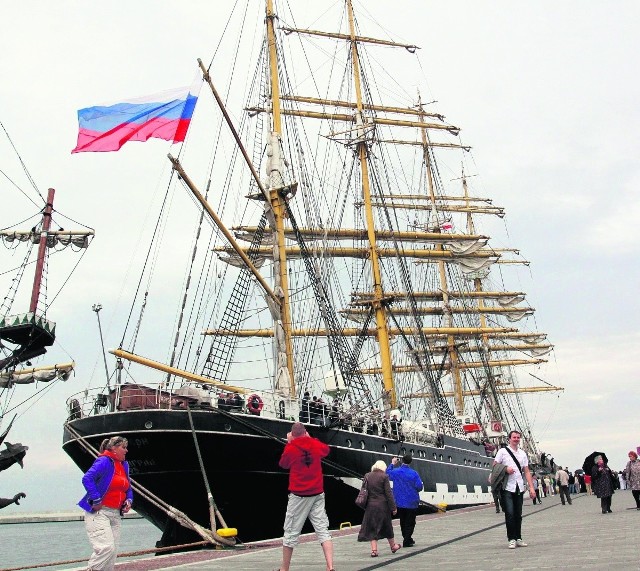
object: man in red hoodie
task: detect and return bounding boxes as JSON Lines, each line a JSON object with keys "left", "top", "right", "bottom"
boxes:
{"left": 277, "top": 422, "right": 334, "bottom": 571}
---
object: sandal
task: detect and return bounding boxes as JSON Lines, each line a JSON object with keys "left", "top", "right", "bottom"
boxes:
{"left": 371, "top": 550, "right": 378, "bottom": 557}
{"left": 391, "top": 543, "right": 401, "bottom": 553}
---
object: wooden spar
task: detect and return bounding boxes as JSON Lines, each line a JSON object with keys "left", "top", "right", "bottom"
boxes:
{"left": 245, "top": 107, "right": 459, "bottom": 132}
{"left": 196, "top": 59, "right": 268, "bottom": 202}
{"left": 409, "top": 385, "right": 564, "bottom": 398}
{"left": 376, "top": 139, "right": 471, "bottom": 150}
{"left": 341, "top": 306, "right": 534, "bottom": 317}
{"left": 363, "top": 201, "right": 505, "bottom": 215}
{"left": 351, "top": 290, "right": 525, "bottom": 300}
{"left": 168, "top": 155, "right": 281, "bottom": 308}
{"left": 232, "top": 226, "right": 488, "bottom": 243}
{"left": 29, "top": 188, "right": 55, "bottom": 313}
{"left": 2, "top": 361, "right": 74, "bottom": 375}
{"left": 280, "top": 26, "right": 419, "bottom": 51}
{"left": 0, "top": 230, "right": 95, "bottom": 237}
{"left": 202, "top": 326, "right": 517, "bottom": 337}
{"left": 277, "top": 95, "right": 444, "bottom": 119}
{"left": 212, "top": 245, "right": 499, "bottom": 260}
{"left": 377, "top": 194, "right": 492, "bottom": 202}
{"left": 357, "top": 358, "right": 548, "bottom": 375}
{"left": 109, "top": 348, "right": 251, "bottom": 395}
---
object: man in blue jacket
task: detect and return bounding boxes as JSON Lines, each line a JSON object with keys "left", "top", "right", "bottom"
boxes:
{"left": 386, "top": 454, "right": 423, "bottom": 547}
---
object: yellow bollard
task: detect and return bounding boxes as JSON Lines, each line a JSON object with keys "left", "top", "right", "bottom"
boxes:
{"left": 437, "top": 503, "right": 447, "bottom": 512}
{"left": 217, "top": 527, "right": 238, "bottom": 538}
{"left": 339, "top": 522, "right": 352, "bottom": 530}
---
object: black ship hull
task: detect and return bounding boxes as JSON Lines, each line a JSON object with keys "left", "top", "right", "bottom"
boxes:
{"left": 62, "top": 409, "right": 492, "bottom": 546}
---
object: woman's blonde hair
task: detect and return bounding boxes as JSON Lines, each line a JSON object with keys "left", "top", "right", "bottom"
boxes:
{"left": 371, "top": 460, "right": 387, "bottom": 472}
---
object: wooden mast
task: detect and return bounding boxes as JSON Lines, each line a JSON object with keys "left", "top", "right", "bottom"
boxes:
{"left": 266, "top": 0, "right": 295, "bottom": 394}
{"left": 346, "top": 0, "right": 396, "bottom": 409}
{"left": 29, "top": 188, "right": 55, "bottom": 314}
{"left": 416, "top": 99, "right": 465, "bottom": 416}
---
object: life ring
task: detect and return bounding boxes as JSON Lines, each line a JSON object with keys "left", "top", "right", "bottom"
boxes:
{"left": 247, "top": 394, "right": 264, "bottom": 415}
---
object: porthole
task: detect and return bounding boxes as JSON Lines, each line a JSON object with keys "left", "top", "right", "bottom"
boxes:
{"left": 463, "top": 459, "right": 467, "bottom": 465}
{"left": 420, "top": 450, "right": 425, "bottom": 458}
{"left": 439, "top": 454, "right": 443, "bottom": 461}
{"left": 448, "top": 456, "right": 452, "bottom": 462}
{"left": 346, "top": 439, "right": 352, "bottom": 448}
{"left": 433, "top": 453, "right": 437, "bottom": 460}
{"left": 401, "top": 447, "right": 406, "bottom": 455}
{"left": 144, "top": 421, "right": 153, "bottom": 429}
{"left": 382, "top": 444, "right": 387, "bottom": 452}
{"left": 360, "top": 440, "right": 366, "bottom": 450}
{"left": 224, "top": 423, "right": 231, "bottom": 432}
{"left": 410, "top": 449, "right": 414, "bottom": 457}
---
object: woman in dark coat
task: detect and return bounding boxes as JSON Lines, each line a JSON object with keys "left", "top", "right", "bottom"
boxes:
{"left": 591, "top": 455, "right": 615, "bottom": 514}
{"left": 357, "top": 460, "right": 400, "bottom": 557}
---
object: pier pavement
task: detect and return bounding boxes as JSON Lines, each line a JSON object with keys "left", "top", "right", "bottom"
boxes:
{"left": 76, "top": 490, "right": 639, "bottom": 570}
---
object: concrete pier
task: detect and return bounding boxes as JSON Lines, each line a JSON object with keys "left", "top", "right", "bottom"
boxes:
{"left": 103, "top": 489, "right": 638, "bottom": 571}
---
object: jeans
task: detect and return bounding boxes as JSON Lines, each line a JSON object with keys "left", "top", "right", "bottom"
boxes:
{"left": 632, "top": 489, "right": 640, "bottom": 508}
{"left": 500, "top": 489, "right": 524, "bottom": 541}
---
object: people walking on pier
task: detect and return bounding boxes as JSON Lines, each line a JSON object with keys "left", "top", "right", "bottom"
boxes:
{"left": 624, "top": 451, "right": 640, "bottom": 510}
{"left": 277, "top": 422, "right": 334, "bottom": 571}
{"left": 532, "top": 476, "right": 541, "bottom": 505}
{"left": 79, "top": 436, "right": 133, "bottom": 571}
{"left": 493, "top": 430, "right": 536, "bottom": 549}
{"left": 584, "top": 472, "right": 592, "bottom": 495}
{"left": 386, "top": 454, "right": 423, "bottom": 547}
{"left": 555, "top": 467, "right": 572, "bottom": 505}
{"left": 591, "top": 455, "right": 615, "bottom": 514}
{"left": 357, "top": 460, "right": 400, "bottom": 557}
{"left": 0, "top": 492, "right": 25, "bottom": 509}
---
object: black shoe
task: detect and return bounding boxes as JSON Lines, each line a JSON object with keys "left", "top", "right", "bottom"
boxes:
{"left": 403, "top": 539, "right": 415, "bottom": 547}
{"left": 607, "top": 509, "right": 612, "bottom": 513}
{"left": 602, "top": 510, "right": 607, "bottom": 514}
{"left": 496, "top": 509, "right": 500, "bottom": 513}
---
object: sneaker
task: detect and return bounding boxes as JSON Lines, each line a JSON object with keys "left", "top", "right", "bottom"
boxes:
{"left": 516, "top": 539, "right": 528, "bottom": 547}
{"left": 508, "top": 540, "right": 516, "bottom": 549}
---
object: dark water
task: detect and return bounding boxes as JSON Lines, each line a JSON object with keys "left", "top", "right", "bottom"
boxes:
{"left": 0, "top": 517, "right": 160, "bottom": 569}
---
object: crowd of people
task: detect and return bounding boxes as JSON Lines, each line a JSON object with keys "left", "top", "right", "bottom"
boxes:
{"left": 16, "top": 416, "right": 616, "bottom": 570}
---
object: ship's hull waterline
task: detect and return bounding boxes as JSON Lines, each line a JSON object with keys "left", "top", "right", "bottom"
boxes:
{"left": 63, "top": 409, "right": 493, "bottom": 546}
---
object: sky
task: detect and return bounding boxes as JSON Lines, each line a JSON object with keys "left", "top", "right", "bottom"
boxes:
{"left": 1, "top": 0, "right": 639, "bottom": 517}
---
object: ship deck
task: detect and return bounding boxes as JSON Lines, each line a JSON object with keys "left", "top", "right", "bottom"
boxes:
{"left": 57, "top": 489, "right": 639, "bottom": 570}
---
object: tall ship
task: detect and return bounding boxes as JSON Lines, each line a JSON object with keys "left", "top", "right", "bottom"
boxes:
{"left": 62, "top": 0, "right": 561, "bottom": 546}
{"left": 0, "top": 163, "right": 92, "bottom": 472}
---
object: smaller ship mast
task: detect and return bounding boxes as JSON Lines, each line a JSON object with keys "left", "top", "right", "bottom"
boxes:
{"left": 29, "top": 187, "right": 55, "bottom": 314}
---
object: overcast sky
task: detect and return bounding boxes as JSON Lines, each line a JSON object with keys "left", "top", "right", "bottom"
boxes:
{"left": 1, "top": 0, "right": 639, "bottom": 518}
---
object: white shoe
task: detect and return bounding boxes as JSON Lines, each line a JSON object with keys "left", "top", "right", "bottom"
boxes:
{"left": 516, "top": 539, "right": 528, "bottom": 547}
{"left": 508, "top": 540, "right": 516, "bottom": 549}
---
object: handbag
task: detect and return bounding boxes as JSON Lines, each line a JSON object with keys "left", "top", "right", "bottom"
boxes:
{"left": 355, "top": 476, "right": 369, "bottom": 509}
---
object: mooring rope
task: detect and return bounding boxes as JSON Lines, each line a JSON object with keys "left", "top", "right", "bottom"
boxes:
{"left": 64, "top": 423, "right": 235, "bottom": 547}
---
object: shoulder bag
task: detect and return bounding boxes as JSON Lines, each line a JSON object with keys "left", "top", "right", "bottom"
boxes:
{"left": 504, "top": 447, "right": 523, "bottom": 475}
{"left": 355, "top": 475, "right": 369, "bottom": 509}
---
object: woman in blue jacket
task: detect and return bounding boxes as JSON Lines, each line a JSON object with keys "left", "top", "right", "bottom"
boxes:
{"left": 79, "top": 436, "right": 133, "bottom": 571}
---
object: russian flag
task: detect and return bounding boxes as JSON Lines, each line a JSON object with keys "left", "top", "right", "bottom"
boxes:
{"left": 72, "top": 84, "right": 200, "bottom": 153}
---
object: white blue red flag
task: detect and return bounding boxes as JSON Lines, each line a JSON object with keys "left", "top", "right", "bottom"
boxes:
{"left": 72, "top": 84, "right": 200, "bottom": 153}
